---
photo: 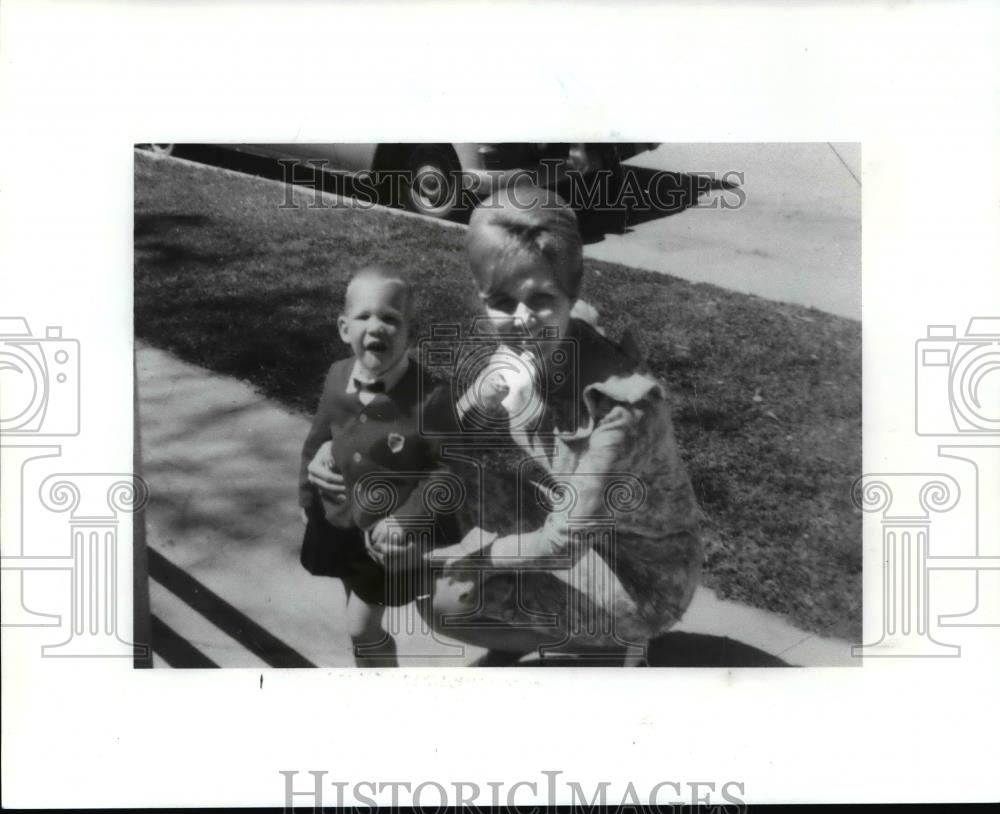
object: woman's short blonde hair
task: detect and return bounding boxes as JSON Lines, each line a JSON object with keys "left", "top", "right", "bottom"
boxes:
{"left": 466, "top": 182, "right": 583, "bottom": 300}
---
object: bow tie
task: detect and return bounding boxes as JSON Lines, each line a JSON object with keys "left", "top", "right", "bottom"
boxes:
{"left": 353, "top": 378, "right": 386, "bottom": 394}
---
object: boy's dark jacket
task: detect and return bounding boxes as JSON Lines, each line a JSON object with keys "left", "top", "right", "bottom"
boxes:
{"left": 298, "top": 356, "right": 456, "bottom": 530}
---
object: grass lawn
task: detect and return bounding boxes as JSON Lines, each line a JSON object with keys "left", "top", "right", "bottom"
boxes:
{"left": 134, "top": 151, "right": 862, "bottom": 641}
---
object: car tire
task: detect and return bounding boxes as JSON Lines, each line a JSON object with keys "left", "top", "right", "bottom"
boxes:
{"left": 403, "top": 145, "right": 462, "bottom": 220}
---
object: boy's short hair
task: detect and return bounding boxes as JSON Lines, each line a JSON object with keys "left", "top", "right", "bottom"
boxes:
{"left": 466, "top": 182, "right": 583, "bottom": 300}
{"left": 343, "top": 265, "right": 414, "bottom": 316}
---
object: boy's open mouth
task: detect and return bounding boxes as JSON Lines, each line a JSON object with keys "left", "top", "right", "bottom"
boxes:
{"left": 364, "top": 340, "right": 388, "bottom": 352}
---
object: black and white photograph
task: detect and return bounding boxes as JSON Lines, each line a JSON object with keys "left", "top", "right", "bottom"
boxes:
{"left": 133, "top": 141, "right": 862, "bottom": 669}
{"left": 3, "top": 1, "right": 998, "bottom": 810}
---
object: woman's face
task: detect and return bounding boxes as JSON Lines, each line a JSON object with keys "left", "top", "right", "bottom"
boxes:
{"left": 479, "top": 254, "right": 575, "bottom": 349}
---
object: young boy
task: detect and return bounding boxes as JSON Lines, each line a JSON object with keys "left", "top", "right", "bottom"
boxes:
{"left": 298, "top": 265, "right": 457, "bottom": 667}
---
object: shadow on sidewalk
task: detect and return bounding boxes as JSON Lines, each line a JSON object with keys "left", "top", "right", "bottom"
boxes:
{"left": 149, "top": 548, "right": 315, "bottom": 668}
{"left": 148, "top": 543, "right": 791, "bottom": 669}
{"left": 646, "top": 631, "right": 792, "bottom": 667}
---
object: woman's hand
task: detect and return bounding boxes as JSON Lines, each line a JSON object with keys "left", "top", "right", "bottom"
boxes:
{"left": 306, "top": 440, "right": 347, "bottom": 503}
{"left": 477, "top": 369, "right": 510, "bottom": 411}
{"left": 425, "top": 528, "right": 488, "bottom": 569}
{"left": 456, "top": 364, "right": 510, "bottom": 421}
{"left": 365, "top": 518, "right": 419, "bottom": 570}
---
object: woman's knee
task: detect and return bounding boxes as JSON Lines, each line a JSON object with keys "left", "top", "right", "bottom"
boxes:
{"left": 428, "top": 574, "right": 479, "bottom": 616}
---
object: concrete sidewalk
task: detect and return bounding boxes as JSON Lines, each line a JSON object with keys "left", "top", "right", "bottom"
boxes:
{"left": 597, "top": 143, "right": 862, "bottom": 321}
{"left": 137, "top": 342, "right": 856, "bottom": 668}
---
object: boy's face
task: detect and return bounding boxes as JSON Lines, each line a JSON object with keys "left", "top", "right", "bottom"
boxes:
{"left": 338, "top": 278, "right": 411, "bottom": 377}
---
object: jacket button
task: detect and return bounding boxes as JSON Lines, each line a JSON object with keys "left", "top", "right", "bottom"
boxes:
{"left": 359, "top": 414, "right": 367, "bottom": 423}
{"left": 352, "top": 452, "right": 362, "bottom": 463}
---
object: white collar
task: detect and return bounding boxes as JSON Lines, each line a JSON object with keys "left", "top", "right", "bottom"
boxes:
{"left": 345, "top": 353, "right": 410, "bottom": 395}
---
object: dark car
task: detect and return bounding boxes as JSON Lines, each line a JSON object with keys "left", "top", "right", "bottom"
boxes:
{"left": 140, "top": 142, "right": 658, "bottom": 220}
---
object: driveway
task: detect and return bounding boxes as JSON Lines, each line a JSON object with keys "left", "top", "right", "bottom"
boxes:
{"left": 589, "top": 142, "right": 862, "bottom": 320}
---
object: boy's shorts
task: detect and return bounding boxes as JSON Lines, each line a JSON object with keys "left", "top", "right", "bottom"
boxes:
{"left": 300, "top": 501, "right": 435, "bottom": 607}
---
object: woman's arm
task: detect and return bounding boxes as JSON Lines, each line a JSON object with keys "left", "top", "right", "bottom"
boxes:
{"left": 487, "top": 399, "right": 646, "bottom": 567}
{"left": 488, "top": 371, "right": 698, "bottom": 570}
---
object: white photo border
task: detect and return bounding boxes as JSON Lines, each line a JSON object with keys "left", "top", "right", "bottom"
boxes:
{"left": 2, "top": 0, "right": 999, "bottom": 807}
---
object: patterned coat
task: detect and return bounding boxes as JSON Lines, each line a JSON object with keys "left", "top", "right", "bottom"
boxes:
{"left": 441, "top": 318, "right": 703, "bottom": 647}
{"left": 298, "top": 357, "right": 457, "bottom": 532}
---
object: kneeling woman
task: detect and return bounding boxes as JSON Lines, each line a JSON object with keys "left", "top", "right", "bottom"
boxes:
{"left": 414, "top": 184, "right": 703, "bottom": 664}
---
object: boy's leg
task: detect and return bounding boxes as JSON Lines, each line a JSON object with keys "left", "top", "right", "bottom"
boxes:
{"left": 346, "top": 593, "right": 397, "bottom": 668}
